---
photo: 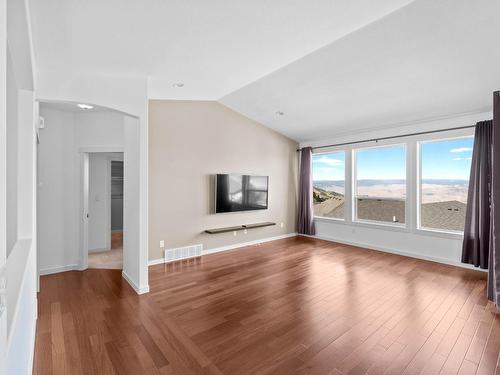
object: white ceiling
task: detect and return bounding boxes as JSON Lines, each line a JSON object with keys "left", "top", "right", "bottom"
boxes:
{"left": 221, "top": 0, "right": 500, "bottom": 141}
{"left": 29, "top": 0, "right": 414, "bottom": 100}
{"left": 29, "top": 0, "right": 500, "bottom": 142}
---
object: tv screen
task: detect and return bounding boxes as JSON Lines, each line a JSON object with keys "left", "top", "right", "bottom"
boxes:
{"left": 215, "top": 174, "right": 268, "bottom": 213}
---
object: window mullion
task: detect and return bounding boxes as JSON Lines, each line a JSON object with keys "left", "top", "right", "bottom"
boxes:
{"left": 406, "top": 141, "right": 417, "bottom": 232}
{"left": 345, "top": 148, "right": 353, "bottom": 224}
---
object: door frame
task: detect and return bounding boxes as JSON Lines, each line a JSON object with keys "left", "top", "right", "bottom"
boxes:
{"left": 79, "top": 147, "right": 124, "bottom": 270}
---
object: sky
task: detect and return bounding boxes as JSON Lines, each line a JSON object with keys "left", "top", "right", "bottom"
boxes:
{"left": 312, "top": 137, "right": 474, "bottom": 181}
{"left": 421, "top": 137, "right": 473, "bottom": 180}
{"left": 312, "top": 151, "right": 345, "bottom": 181}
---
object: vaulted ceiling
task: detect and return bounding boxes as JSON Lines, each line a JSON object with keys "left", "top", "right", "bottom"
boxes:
{"left": 29, "top": 0, "right": 500, "bottom": 142}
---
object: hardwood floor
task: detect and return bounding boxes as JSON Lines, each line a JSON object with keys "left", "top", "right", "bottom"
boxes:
{"left": 33, "top": 236, "right": 500, "bottom": 374}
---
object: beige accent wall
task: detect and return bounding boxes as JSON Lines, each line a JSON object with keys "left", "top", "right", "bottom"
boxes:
{"left": 148, "top": 100, "right": 298, "bottom": 260}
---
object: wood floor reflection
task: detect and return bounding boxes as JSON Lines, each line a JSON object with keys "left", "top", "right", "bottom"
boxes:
{"left": 33, "top": 236, "right": 500, "bottom": 374}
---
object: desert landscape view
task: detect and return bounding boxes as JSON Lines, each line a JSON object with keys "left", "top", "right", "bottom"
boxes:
{"left": 313, "top": 179, "right": 468, "bottom": 231}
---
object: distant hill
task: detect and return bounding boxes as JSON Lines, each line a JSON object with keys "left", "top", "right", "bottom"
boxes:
{"left": 313, "top": 180, "right": 345, "bottom": 190}
{"left": 314, "top": 179, "right": 468, "bottom": 191}
{"left": 313, "top": 186, "right": 344, "bottom": 203}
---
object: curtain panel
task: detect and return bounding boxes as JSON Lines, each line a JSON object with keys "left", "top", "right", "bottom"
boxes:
{"left": 462, "top": 120, "right": 493, "bottom": 269}
{"left": 489, "top": 91, "right": 500, "bottom": 306}
{"left": 298, "top": 147, "right": 315, "bottom": 235}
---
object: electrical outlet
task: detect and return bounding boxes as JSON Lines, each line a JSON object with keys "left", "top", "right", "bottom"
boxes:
{"left": 159, "top": 240, "right": 165, "bottom": 248}
{"left": 233, "top": 231, "right": 237, "bottom": 236}
{"left": 280, "top": 222, "right": 284, "bottom": 228}
{"left": 244, "top": 229, "right": 248, "bottom": 234}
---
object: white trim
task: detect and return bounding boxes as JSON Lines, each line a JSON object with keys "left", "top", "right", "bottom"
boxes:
{"left": 352, "top": 143, "right": 408, "bottom": 228}
{"left": 26, "top": 309, "right": 36, "bottom": 375}
{"left": 302, "top": 234, "right": 487, "bottom": 272}
{"left": 78, "top": 146, "right": 124, "bottom": 153}
{"left": 80, "top": 153, "right": 89, "bottom": 270}
{"left": 39, "top": 264, "right": 79, "bottom": 276}
{"left": 416, "top": 134, "right": 474, "bottom": 234}
{"left": 414, "top": 227, "right": 463, "bottom": 240}
{"left": 106, "top": 156, "right": 112, "bottom": 251}
{"left": 147, "top": 233, "right": 298, "bottom": 266}
{"left": 121, "top": 270, "right": 149, "bottom": 294}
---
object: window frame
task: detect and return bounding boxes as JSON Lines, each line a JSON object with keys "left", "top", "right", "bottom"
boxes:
{"left": 309, "top": 127, "right": 474, "bottom": 240}
{"left": 352, "top": 142, "right": 408, "bottom": 228}
{"left": 311, "top": 149, "right": 347, "bottom": 222}
{"left": 416, "top": 134, "right": 474, "bottom": 236}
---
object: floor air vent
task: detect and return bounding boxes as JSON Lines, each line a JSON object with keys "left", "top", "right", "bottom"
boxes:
{"left": 164, "top": 244, "right": 203, "bottom": 263}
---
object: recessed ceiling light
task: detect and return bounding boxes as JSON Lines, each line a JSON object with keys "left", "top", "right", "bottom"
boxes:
{"left": 77, "top": 103, "right": 94, "bottom": 110}
{"left": 172, "top": 82, "right": 184, "bottom": 88}
{"left": 275, "top": 111, "right": 284, "bottom": 116}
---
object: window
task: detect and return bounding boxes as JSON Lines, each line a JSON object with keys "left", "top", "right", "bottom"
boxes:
{"left": 354, "top": 144, "right": 406, "bottom": 225}
{"left": 312, "top": 151, "right": 345, "bottom": 219}
{"left": 419, "top": 137, "right": 474, "bottom": 232}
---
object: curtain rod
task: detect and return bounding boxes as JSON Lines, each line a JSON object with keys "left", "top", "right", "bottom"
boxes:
{"left": 296, "top": 123, "right": 480, "bottom": 152}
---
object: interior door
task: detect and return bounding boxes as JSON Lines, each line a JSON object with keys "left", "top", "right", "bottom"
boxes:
{"left": 81, "top": 153, "right": 90, "bottom": 269}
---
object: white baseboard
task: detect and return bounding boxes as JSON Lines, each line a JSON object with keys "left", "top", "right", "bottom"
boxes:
{"left": 148, "top": 233, "right": 298, "bottom": 266}
{"left": 39, "top": 264, "right": 79, "bottom": 276}
{"left": 121, "top": 270, "right": 150, "bottom": 294}
{"left": 303, "top": 234, "right": 487, "bottom": 272}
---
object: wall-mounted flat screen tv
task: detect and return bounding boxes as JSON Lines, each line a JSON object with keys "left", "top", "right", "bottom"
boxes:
{"left": 215, "top": 174, "right": 268, "bottom": 213}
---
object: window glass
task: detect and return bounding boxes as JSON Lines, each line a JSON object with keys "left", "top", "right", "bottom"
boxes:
{"left": 420, "top": 137, "right": 474, "bottom": 232}
{"left": 312, "top": 151, "right": 345, "bottom": 219}
{"left": 354, "top": 145, "right": 406, "bottom": 224}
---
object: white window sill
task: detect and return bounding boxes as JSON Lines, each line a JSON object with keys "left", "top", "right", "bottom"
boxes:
{"left": 415, "top": 227, "right": 464, "bottom": 240}
{"left": 314, "top": 216, "right": 345, "bottom": 223}
{"left": 352, "top": 219, "right": 409, "bottom": 232}
{"left": 314, "top": 216, "right": 409, "bottom": 232}
{"left": 314, "top": 216, "right": 465, "bottom": 240}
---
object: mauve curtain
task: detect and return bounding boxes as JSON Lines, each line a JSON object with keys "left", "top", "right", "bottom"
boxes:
{"left": 489, "top": 91, "right": 500, "bottom": 306}
{"left": 462, "top": 120, "right": 493, "bottom": 269}
{"left": 298, "top": 147, "right": 315, "bottom": 235}
{"left": 462, "top": 91, "right": 500, "bottom": 307}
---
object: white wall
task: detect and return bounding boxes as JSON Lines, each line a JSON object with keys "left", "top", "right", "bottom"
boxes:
{"left": 3, "top": 0, "right": 38, "bottom": 372}
{"left": 0, "top": 1, "right": 8, "bottom": 371}
{"left": 6, "top": 48, "right": 17, "bottom": 254}
{"left": 123, "top": 115, "right": 145, "bottom": 291}
{"left": 301, "top": 111, "right": 492, "bottom": 267}
{"left": 88, "top": 153, "right": 123, "bottom": 252}
{"left": 38, "top": 107, "right": 125, "bottom": 273}
{"left": 37, "top": 108, "right": 78, "bottom": 273}
{"left": 75, "top": 111, "right": 124, "bottom": 150}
